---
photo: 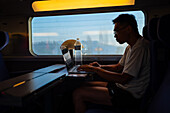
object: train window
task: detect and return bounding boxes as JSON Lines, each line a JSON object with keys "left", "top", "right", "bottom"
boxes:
{"left": 29, "top": 10, "right": 145, "bottom": 56}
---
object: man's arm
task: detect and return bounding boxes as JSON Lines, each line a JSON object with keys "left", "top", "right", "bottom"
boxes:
{"left": 78, "top": 65, "right": 133, "bottom": 84}
{"left": 89, "top": 62, "right": 123, "bottom": 73}
{"left": 100, "top": 63, "right": 123, "bottom": 73}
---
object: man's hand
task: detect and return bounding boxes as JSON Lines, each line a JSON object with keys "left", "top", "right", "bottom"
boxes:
{"left": 77, "top": 65, "right": 97, "bottom": 72}
{"left": 89, "top": 62, "right": 101, "bottom": 67}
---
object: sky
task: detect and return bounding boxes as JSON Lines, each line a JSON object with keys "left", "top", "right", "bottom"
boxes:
{"left": 32, "top": 10, "right": 144, "bottom": 45}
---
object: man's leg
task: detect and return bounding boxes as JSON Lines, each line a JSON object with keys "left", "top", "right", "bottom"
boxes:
{"left": 73, "top": 86, "right": 112, "bottom": 113}
{"left": 82, "top": 81, "right": 108, "bottom": 87}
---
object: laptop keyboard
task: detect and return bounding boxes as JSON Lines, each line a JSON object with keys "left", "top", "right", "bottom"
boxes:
{"left": 69, "top": 65, "right": 80, "bottom": 72}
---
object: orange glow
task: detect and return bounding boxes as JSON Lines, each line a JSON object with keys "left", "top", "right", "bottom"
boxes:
{"left": 13, "top": 81, "right": 26, "bottom": 87}
{"left": 32, "top": 0, "right": 135, "bottom": 12}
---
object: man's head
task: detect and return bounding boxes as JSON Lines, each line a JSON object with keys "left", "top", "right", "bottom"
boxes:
{"left": 112, "top": 14, "right": 139, "bottom": 44}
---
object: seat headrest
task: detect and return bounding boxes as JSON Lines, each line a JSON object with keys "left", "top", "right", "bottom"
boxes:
{"left": 143, "top": 25, "right": 150, "bottom": 41}
{"left": 148, "top": 18, "right": 159, "bottom": 40}
{"left": 0, "top": 31, "right": 9, "bottom": 51}
{"left": 158, "top": 14, "right": 170, "bottom": 48}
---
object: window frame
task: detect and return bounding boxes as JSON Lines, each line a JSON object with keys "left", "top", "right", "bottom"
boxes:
{"left": 28, "top": 9, "right": 146, "bottom": 62}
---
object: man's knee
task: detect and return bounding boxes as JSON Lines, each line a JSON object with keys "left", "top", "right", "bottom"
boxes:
{"left": 73, "top": 87, "right": 85, "bottom": 101}
{"left": 73, "top": 87, "right": 91, "bottom": 101}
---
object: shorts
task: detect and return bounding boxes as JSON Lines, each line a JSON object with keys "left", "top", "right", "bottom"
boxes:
{"left": 107, "top": 82, "right": 141, "bottom": 112}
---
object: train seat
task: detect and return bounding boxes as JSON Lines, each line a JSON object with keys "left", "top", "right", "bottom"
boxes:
{"left": 147, "top": 17, "right": 168, "bottom": 95}
{"left": 0, "top": 31, "right": 9, "bottom": 51}
{"left": 138, "top": 17, "right": 161, "bottom": 113}
{"left": 0, "top": 31, "right": 9, "bottom": 82}
{"left": 157, "top": 14, "right": 170, "bottom": 48}
{"left": 148, "top": 14, "right": 170, "bottom": 113}
{"left": 140, "top": 15, "right": 170, "bottom": 113}
{"left": 142, "top": 25, "right": 149, "bottom": 41}
{"left": 0, "top": 31, "right": 10, "bottom": 113}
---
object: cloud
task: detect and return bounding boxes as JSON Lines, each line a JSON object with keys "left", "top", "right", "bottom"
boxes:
{"left": 33, "top": 32, "right": 59, "bottom": 36}
{"left": 83, "top": 30, "right": 113, "bottom": 35}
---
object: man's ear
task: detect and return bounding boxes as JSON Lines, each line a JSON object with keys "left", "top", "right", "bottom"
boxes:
{"left": 127, "top": 25, "right": 132, "bottom": 32}
{"left": 128, "top": 25, "right": 135, "bottom": 34}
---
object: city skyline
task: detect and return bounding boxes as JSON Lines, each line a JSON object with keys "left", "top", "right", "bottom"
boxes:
{"left": 31, "top": 11, "right": 144, "bottom": 55}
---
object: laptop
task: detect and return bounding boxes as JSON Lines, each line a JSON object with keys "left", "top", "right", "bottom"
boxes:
{"left": 61, "top": 48, "right": 92, "bottom": 74}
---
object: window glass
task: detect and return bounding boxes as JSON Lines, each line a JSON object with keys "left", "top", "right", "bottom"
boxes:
{"left": 30, "top": 10, "right": 145, "bottom": 55}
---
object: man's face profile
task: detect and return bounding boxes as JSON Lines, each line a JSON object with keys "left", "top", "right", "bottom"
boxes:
{"left": 113, "top": 23, "right": 128, "bottom": 44}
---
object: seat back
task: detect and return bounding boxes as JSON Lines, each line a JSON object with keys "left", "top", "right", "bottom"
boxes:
{"left": 139, "top": 17, "right": 168, "bottom": 113}
{"left": 0, "top": 31, "right": 9, "bottom": 81}
{"left": 148, "top": 14, "right": 170, "bottom": 113}
{"left": 0, "top": 31, "right": 9, "bottom": 50}
{"left": 147, "top": 17, "right": 168, "bottom": 95}
{"left": 157, "top": 14, "right": 170, "bottom": 48}
{"left": 142, "top": 25, "right": 149, "bottom": 41}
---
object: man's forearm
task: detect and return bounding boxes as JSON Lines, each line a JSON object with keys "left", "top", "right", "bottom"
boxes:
{"left": 100, "top": 64, "right": 123, "bottom": 72}
{"left": 92, "top": 67, "right": 132, "bottom": 84}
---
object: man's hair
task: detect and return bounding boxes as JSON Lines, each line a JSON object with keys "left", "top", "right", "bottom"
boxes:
{"left": 113, "top": 14, "right": 139, "bottom": 34}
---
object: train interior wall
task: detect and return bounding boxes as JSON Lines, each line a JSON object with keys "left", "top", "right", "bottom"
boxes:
{"left": 0, "top": 0, "right": 170, "bottom": 77}
{"left": 0, "top": 1, "right": 170, "bottom": 113}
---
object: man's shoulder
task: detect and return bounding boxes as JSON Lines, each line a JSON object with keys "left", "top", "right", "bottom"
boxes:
{"left": 137, "top": 37, "right": 150, "bottom": 49}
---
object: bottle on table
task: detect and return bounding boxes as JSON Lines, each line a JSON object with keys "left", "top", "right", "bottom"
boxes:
{"left": 74, "top": 38, "right": 82, "bottom": 65}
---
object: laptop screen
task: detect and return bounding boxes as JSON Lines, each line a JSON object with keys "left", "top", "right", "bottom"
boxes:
{"left": 62, "top": 48, "right": 74, "bottom": 70}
